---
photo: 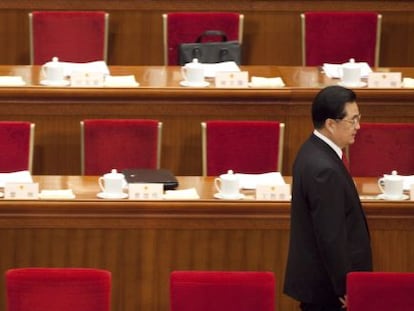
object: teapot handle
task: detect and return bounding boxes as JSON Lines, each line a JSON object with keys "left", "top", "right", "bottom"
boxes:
{"left": 377, "top": 177, "right": 385, "bottom": 194}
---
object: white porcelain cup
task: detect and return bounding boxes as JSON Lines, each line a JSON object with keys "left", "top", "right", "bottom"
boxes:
{"left": 378, "top": 171, "right": 404, "bottom": 199}
{"left": 181, "top": 58, "right": 205, "bottom": 84}
{"left": 98, "top": 169, "right": 125, "bottom": 194}
{"left": 42, "top": 56, "right": 65, "bottom": 82}
{"left": 214, "top": 170, "right": 240, "bottom": 198}
{"left": 341, "top": 58, "right": 361, "bottom": 86}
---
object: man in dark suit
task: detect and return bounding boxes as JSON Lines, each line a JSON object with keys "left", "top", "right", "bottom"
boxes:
{"left": 284, "top": 86, "right": 372, "bottom": 311}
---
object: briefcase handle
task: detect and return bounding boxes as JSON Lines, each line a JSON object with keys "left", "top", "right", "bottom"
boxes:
{"left": 196, "top": 30, "right": 228, "bottom": 43}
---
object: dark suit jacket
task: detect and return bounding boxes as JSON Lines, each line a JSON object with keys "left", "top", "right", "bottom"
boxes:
{"left": 283, "top": 134, "right": 372, "bottom": 304}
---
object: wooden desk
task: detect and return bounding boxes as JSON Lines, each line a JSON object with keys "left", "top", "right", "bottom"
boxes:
{"left": 1, "top": 65, "right": 414, "bottom": 176}
{"left": 0, "top": 176, "right": 413, "bottom": 311}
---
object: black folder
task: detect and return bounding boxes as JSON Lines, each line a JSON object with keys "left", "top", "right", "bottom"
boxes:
{"left": 121, "top": 168, "right": 179, "bottom": 190}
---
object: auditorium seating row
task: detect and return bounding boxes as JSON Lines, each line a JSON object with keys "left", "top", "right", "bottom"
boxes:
{"left": 5, "top": 268, "right": 414, "bottom": 311}
{"left": 1, "top": 120, "right": 413, "bottom": 177}
{"left": 29, "top": 11, "right": 381, "bottom": 67}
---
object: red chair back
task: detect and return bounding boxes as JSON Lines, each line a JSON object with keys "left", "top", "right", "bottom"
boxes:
{"left": 170, "top": 271, "right": 275, "bottom": 311}
{"left": 30, "top": 11, "right": 108, "bottom": 65}
{"left": 6, "top": 268, "right": 111, "bottom": 311}
{"left": 302, "top": 11, "right": 381, "bottom": 66}
{"left": 349, "top": 122, "right": 414, "bottom": 176}
{"left": 203, "top": 120, "right": 284, "bottom": 176}
{"left": 163, "top": 12, "right": 242, "bottom": 65}
{"left": 0, "top": 121, "right": 34, "bottom": 173}
{"left": 347, "top": 272, "right": 414, "bottom": 311}
{"left": 81, "top": 119, "right": 161, "bottom": 175}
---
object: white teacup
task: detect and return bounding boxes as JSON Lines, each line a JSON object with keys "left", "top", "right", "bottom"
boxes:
{"left": 378, "top": 170, "right": 404, "bottom": 199}
{"left": 181, "top": 58, "right": 205, "bottom": 85}
{"left": 42, "top": 56, "right": 65, "bottom": 82}
{"left": 341, "top": 58, "right": 361, "bottom": 86}
{"left": 214, "top": 170, "right": 240, "bottom": 198}
{"left": 98, "top": 169, "right": 125, "bottom": 194}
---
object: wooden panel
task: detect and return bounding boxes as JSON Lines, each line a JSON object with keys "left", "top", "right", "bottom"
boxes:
{"left": 1, "top": 1, "right": 414, "bottom": 65}
{"left": 0, "top": 176, "right": 413, "bottom": 311}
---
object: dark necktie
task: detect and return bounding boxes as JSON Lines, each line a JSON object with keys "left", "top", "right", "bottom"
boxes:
{"left": 342, "top": 152, "right": 350, "bottom": 172}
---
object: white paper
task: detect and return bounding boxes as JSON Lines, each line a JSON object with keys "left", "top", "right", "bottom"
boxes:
{"left": 402, "top": 175, "right": 414, "bottom": 191}
{"left": 39, "top": 189, "right": 76, "bottom": 199}
{"left": 322, "top": 62, "right": 372, "bottom": 79}
{"left": 201, "top": 61, "right": 240, "bottom": 78}
{"left": 59, "top": 61, "right": 110, "bottom": 77}
{"left": 163, "top": 188, "right": 200, "bottom": 200}
{"left": 0, "top": 76, "right": 26, "bottom": 87}
{"left": 0, "top": 170, "right": 33, "bottom": 188}
{"left": 235, "top": 172, "right": 286, "bottom": 190}
{"left": 249, "top": 76, "right": 285, "bottom": 88}
{"left": 104, "top": 75, "right": 139, "bottom": 87}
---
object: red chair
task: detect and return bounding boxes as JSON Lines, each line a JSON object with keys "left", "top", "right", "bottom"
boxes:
{"left": 6, "top": 268, "right": 111, "bottom": 311}
{"left": 162, "top": 12, "right": 244, "bottom": 65}
{"left": 29, "top": 11, "right": 109, "bottom": 65}
{"left": 347, "top": 272, "right": 414, "bottom": 311}
{"left": 0, "top": 121, "right": 35, "bottom": 173}
{"left": 348, "top": 122, "right": 414, "bottom": 176}
{"left": 301, "top": 12, "right": 382, "bottom": 67}
{"left": 170, "top": 271, "right": 275, "bottom": 311}
{"left": 81, "top": 119, "right": 162, "bottom": 175}
{"left": 202, "top": 120, "right": 285, "bottom": 176}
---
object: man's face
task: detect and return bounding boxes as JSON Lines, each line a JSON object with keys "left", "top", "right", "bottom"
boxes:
{"left": 331, "top": 101, "right": 361, "bottom": 149}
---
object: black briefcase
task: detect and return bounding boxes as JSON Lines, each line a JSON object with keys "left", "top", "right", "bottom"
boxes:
{"left": 179, "top": 30, "right": 242, "bottom": 65}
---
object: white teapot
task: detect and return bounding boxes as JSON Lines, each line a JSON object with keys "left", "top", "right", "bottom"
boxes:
{"left": 41, "top": 56, "right": 65, "bottom": 82}
{"left": 378, "top": 170, "right": 404, "bottom": 199}
{"left": 341, "top": 58, "right": 361, "bottom": 87}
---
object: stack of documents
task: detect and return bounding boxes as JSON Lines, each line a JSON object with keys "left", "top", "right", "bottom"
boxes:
{"left": 201, "top": 61, "right": 240, "bottom": 78}
{"left": 60, "top": 61, "right": 110, "bottom": 77}
{"left": 0, "top": 170, "right": 32, "bottom": 187}
{"left": 39, "top": 189, "right": 76, "bottom": 199}
{"left": 235, "top": 172, "right": 286, "bottom": 189}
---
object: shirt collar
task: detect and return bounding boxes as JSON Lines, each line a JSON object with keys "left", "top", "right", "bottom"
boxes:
{"left": 313, "top": 129, "right": 343, "bottom": 159}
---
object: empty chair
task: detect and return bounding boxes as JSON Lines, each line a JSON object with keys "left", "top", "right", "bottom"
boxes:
{"left": 301, "top": 11, "right": 382, "bottom": 67}
{"left": 347, "top": 272, "right": 414, "bottom": 311}
{"left": 29, "top": 11, "right": 109, "bottom": 65}
{"left": 170, "top": 271, "right": 275, "bottom": 311}
{"left": 81, "top": 119, "right": 162, "bottom": 175}
{"left": 0, "top": 121, "right": 35, "bottom": 173}
{"left": 202, "top": 120, "right": 285, "bottom": 176}
{"left": 163, "top": 12, "right": 244, "bottom": 65}
{"left": 6, "top": 268, "right": 111, "bottom": 311}
{"left": 348, "top": 122, "right": 414, "bottom": 176}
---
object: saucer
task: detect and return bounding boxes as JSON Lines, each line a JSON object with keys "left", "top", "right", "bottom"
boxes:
{"left": 40, "top": 79, "right": 70, "bottom": 87}
{"left": 337, "top": 81, "right": 367, "bottom": 88}
{"left": 377, "top": 193, "right": 409, "bottom": 201}
{"left": 214, "top": 192, "right": 245, "bottom": 200}
{"left": 97, "top": 192, "right": 128, "bottom": 199}
{"left": 180, "top": 80, "right": 209, "bottom": 87}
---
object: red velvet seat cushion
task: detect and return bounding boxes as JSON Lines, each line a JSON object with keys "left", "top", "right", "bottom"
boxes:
{"left": 83, "top": 119, "right": 160, "bottom": 175}
{"left": 6, "top": 268, "right": 111, "bottom": 311}
{"left": 304, "top": 11, "right": 379, "bottom": 66}
{"left": 347, "top": 272, "right": 414, "bottom": 311}
{"left": 170, "top": 271, "right": 275, "bottom": 311}
{"left": 349, "top": 123, "right": 414, "bottom": 176}
{"left": 0, "top": 121, "right": 32, "bottom": 173}
{"left": 31, "top": 11, "right": 107, "bottom": 65}
{"left": 166, "top": 12, "right": 241, "bottom": 65}
{"left": 205, "top": 120, "right": 282, "bottom": 176}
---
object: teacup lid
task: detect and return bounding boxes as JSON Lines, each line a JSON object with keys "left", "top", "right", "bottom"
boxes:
{"left": 221, "top": 169, "right": 238, "bottom": 180}
{"left": 44, "top": 56, "right": 61, "bottom": 68}
{"left": 384, "top": 170, "right": 402, "bottom": 180}
{"left": 104, "top": 169, "right": 125, "bottom": 179}
{"left": 342, "top": 58, "right": 360, "bottom": 69}
{"left": 185, "top": 58, "right": 203, "bottom": 69}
